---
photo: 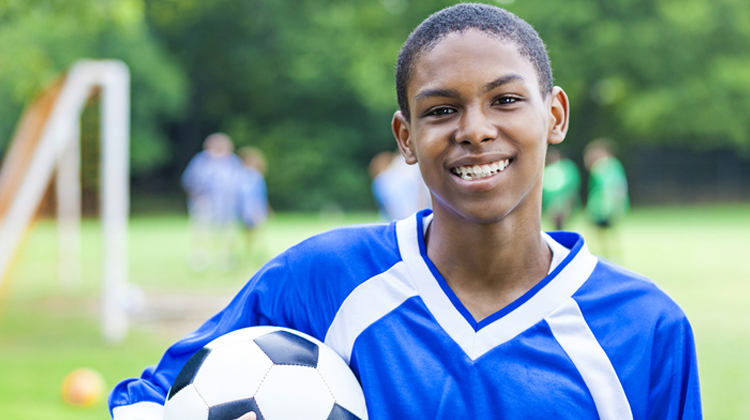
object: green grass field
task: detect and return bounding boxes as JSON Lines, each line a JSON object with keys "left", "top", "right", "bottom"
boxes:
{"left": 0, "top": 205, "right": 748, "bottom": 419}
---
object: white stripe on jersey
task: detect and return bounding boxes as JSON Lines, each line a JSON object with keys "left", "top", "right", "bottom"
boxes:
{"left": 547, "top": 298, "right": 633, "bottom": 420}
{"left": 325, "top": 261, "right": 417, "bottom": 363}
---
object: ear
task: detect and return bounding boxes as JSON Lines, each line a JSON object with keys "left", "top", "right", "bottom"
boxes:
{"left": 392, "top": 111, "right": 418, "bottom": 165}
{"left": 547, "top": 86, "right": 569, "bottom": 145}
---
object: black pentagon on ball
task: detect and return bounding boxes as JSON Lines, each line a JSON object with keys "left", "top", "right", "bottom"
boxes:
{"left": 168, "top": 347, "right": 211, "bottom": 400}
{"left": 327, "top": 403, "right": 363, "bottom": 420}
{"left": 253, "top": 330, "right": 319, "bottom": 367}
{"left": 208, "top": 397, "right": 263, "bottom": 420}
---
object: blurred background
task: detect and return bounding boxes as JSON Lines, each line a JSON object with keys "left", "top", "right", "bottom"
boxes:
{"left": 2, "top": 0, "right": 748, "bottom": 212}
{"left": 0, "top": 0, "right": 748, "bottom": 419}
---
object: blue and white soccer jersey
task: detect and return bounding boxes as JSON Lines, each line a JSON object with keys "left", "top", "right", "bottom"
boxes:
{"left": 109, "top": 210, "right": 701, "bottom": 420}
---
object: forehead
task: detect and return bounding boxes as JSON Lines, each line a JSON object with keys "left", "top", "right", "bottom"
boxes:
{"left": 408, "top": 29, "right": 539, "bottom": 99}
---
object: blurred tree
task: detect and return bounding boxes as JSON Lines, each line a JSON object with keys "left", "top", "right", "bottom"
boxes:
{"left": 511, "top": 0, "right": 750, "bottom": 156}
{"left": 3, "top": 0, "right": 749, "bottom": 211}
{"left": 0, "top": 0, "right": 187, "bottom": 173}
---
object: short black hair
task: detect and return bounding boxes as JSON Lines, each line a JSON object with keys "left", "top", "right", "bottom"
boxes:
{"left": 396, "top": 3, "right": 554, "bottom": 121}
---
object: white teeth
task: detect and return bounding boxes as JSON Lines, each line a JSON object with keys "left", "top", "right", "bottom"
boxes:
{"left": 452, "top": 159, "right": 511, "bottom": 180}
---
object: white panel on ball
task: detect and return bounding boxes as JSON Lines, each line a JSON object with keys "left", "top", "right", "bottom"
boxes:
{"left": 162, "top": 385, "right": 209, "bottom": 420}
{"left": 254, "top": 365, "right": 335, "bottom": 420}
{"left": 316, "top": 345, "right": 368, "bottom": 419}
{"left": 193, "top": 342, "right": 274, "bottom": 407}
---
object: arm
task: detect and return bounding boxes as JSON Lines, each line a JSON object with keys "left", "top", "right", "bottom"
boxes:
{"left": 108, "top": 225, "right": 375, "bottom": 420}
{"left": 647, "top": 312, "right": 702, "bottom": 419}
{"left": 108, "top": 256, "right": 295, "bottom": 420}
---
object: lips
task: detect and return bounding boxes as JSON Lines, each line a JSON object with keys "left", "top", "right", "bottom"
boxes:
{"left": 451, "top": 158, "right": 511, "bottom": 181}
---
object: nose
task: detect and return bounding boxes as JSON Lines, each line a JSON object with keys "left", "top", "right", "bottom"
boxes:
{"left": 455, "top": 105, "right": 497, "bottom": 146}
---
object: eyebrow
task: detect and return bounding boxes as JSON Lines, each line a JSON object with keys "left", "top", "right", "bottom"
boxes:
{"left": 482, "top": 74, "right": 527, "bottom": 93}
{"left": 413, "top": 74, "right": 529, "bottom": 103}
{"left": 413, "top": 88, "right": 460, "bottom": 103}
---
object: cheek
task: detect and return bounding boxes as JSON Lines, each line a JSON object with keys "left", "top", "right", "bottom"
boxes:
{"left": 410, "top": 128, "right": 444, "bottom": 161}
{"left": 508, "top": 108, "right": 547, "bottom": 135}
{"left": 507, "top": 111, "right": 549, "bottom": 150}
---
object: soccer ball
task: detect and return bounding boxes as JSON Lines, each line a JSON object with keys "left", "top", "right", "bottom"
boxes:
{"left": 61, "top": 368, "right": 106, "bottom": 407}
{"left": 163, "top": 326, "right": 368, "bottom": 420}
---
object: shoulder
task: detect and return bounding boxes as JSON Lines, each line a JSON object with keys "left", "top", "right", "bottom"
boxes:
{"left": 284, "top": 222, "right": 401, "bottom": 270}
{"left": 576, "top": 258, "right": 690, "bottom": 335}
{"left": 573, "top": 258, "right": 701, "bottom": 415}
{"left": 240, "top": 222, "right": 403, "bottom": 335}
{"left": 184, "top": 152, "right": 209, "bottom": 169}
{"left": 229, "top": 153, "right": 243, "bottom": 165}
{"left": 254, "top": 222, "right": 402, "bottom": 294}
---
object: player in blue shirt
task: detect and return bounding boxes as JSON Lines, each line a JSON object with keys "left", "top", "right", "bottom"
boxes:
{"left": 236, "top": 146, "right": 269, "bottom": 230}
{"left": 181, "top": 133, "right": 245, "bottom": 272}
{"left": 237, "top": 146, "right": 270, "bottom": 266}
{"left": 110, "top": 4, "right": 701, "bottom": 420}
{"left": 370, "top": 151, "right": 431, "bottom": 221}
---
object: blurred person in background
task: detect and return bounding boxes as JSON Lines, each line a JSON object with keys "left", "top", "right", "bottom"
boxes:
{"left": 237, "top": 146, "right": 270, "bottom": 265}
{"left": 181, "top": 133, "right": 244, "bottom": 272}
{"left": 542, "top": 147, "right": 581, "bottom": 230}
{"left": 368, "top": 150, "right": 396, "bottom": 220}
{"left": 584, "top": 138, "right": 630, "bottom": 260}
{"left": 369, "top": 150, "right": 431, "bottom": 221}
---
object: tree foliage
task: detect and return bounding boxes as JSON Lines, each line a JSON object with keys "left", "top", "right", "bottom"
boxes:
{"left": 0, "top": 0, "right": 187, "bottom": 172}
{"left": 516, "top": 0, "right": 750, "bottom": 154}
{"left": 2, "top": 0, "right": 749, "bottom": 210}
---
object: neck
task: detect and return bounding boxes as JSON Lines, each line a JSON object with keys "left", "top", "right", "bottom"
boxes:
{"left": 424, "top": 206, "right": 551, "bottom": 322}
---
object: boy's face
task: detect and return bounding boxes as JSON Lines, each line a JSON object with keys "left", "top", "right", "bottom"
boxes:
{"left": 392, "top": 29, "right": 568, "bottom": 225}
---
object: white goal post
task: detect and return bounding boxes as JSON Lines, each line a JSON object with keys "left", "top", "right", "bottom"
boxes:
{"left": 0, "top": 59, "right": 131, "bottom": 344}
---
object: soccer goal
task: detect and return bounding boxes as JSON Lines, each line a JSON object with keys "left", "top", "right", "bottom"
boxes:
{"left": 0, "top": 59, "right": 131, "bottom": 344}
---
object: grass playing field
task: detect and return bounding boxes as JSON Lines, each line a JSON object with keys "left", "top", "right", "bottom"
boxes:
{"left": 0, "top": 204, "right": 747, "bottom": 419}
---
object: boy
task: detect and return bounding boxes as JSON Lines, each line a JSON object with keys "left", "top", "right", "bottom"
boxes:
{"left": 542, "top": 148, "right": 581, "bottom": 230}
{"left": 584, "top": 138, "right": 630, "bottom": 259}
{"left": 181, "top": 133, "right": 244, "bottom": 272}
{"left": 110, "top": 4, "right": 701, "bottom": 419}
{"left": 236, "top": 146, "right": 271, "bottom": 266}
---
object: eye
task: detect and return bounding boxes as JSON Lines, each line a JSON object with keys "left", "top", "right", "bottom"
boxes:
{"left": 426, "top": 107, "right": 456, "bottom": 117}
{"left": 493, "top": 96, "right": 520, "bottom": 106}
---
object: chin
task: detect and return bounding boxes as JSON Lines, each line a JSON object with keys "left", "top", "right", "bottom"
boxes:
{"left": 466, "top": 210, "right": 513, "bottom": 226}
{"left": 437, "top": 200, "right": 515, "bottom": 226}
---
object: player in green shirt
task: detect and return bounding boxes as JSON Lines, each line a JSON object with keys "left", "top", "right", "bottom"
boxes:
{"left": 542, "top": 148, "right": 580, "bottom": 230}
{"left": 584, "top": 138, "right": 629, "bottom": 259}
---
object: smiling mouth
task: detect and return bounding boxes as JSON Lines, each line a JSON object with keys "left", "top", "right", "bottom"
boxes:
{"left": 451, "top": 159, "right": 511, "bottom": 181}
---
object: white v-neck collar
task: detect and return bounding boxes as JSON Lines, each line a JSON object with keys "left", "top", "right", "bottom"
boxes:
{"left": 396, "top": 210, "right": 598, "bottom": 360}
{"left": 544, "top": 231, "right": 570, "bottom": 274}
